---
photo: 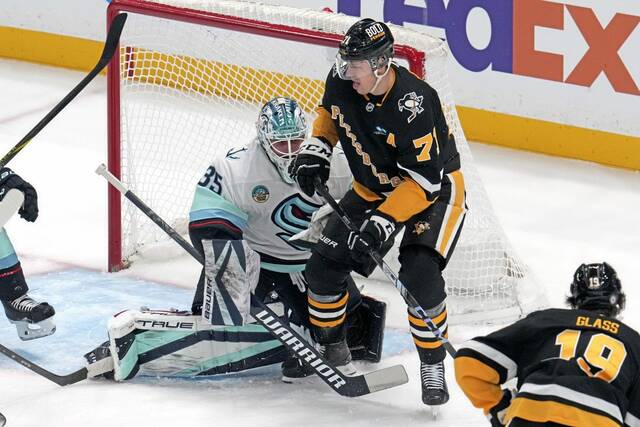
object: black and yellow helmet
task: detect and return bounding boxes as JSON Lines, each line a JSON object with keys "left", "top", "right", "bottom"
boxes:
{"left": 567, "top": 262, "right": 625, "bottom": 317}
{"left": 336, "top": 18, "right": 394, "bottom": 78}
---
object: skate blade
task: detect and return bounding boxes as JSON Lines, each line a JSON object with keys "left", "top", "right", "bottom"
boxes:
{"left": 430, "top": 406, "right": 440, "bottom": 419}
{"left": 11, "top": 318, "right": 56, "bottom": 341}
{"left": 281, "top": 374, "right": 318, "bottom": 384}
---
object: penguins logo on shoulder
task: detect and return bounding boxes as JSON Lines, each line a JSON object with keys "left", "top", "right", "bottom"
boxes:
{"left": 398, "top": 92, "right": 424, "bottom": 123}
{"left": 252, "top": 185, "right": 270, "bottom": 203}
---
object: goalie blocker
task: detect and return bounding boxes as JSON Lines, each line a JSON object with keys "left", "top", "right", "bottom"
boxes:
{"left": 85, "top": 240, "right": 386, "bottom": 380}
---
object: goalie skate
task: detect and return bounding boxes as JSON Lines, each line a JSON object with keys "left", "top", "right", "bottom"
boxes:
{"left": 2, "top": 294, "right": 56, "bottom": 341}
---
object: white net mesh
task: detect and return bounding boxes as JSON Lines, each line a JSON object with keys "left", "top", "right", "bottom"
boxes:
{"left": 110, "top": 0, "right": 547, "bottom": 322}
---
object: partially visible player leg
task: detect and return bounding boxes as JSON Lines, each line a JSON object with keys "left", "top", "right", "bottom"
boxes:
{"left": 399, "top": 245, "right": 449, "bottom": 406}
{"left": 400, "top": 171, "right": 466, "bottom": 408}
{"left": 277, "top": 271, "right": 380, "bottom": 381}
{"left": 305, "top": 253, "right": 356, "bottom": 375}
{"left": 0, "top": 228, "right": 55, "bottom": 340}
{"left": 253, "top": 268, "right": 315, "bottom": 381}
{"left": 304, "top": 190, "right": 377, "bottom": 375}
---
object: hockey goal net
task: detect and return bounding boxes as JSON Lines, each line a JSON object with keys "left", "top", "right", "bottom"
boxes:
{"left": 106, "top": 0, "right": 546, "bottom": 322}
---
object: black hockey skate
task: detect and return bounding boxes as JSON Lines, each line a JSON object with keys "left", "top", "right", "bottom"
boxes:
{"left": 281, "top": 352, "right": 315, "bottom": 382}
{"left": 282, "top": 340, "right": 357, "bottom": 383}
{"left": 421, "top": 361, "right": 449, "bottom": 410}
{"left": 2, "top": 294, "right": 56, "bottom": 341}
{"left": 319, "top": 340, "right": 357, "bottom": 376}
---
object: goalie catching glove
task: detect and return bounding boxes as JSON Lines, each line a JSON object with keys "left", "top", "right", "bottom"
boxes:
{"left": 347, "top": 212, "right": 396, "bottom": 263}
{"left": 0, "top": 167, "right": 38, "bottom": 222}
{"left": 287, "top": 138, "right": 332, "bottom": 197}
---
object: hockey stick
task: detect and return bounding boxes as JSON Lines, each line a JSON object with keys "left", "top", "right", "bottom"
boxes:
{"left": 0, "top": 13, "right": 128, "bottom": 168}
{"left": 95, "top": 164, "right": 408, "bottom": 397}
{"left": 313, "top": 178, "right": 457, "bottom": 357}
{"left": 0, "top": 342, "right": 88, "bottom": 386}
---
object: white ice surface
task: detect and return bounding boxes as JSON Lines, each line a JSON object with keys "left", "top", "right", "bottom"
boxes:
{"left": 0, "top": 58, "right": 639, "bottom": 426}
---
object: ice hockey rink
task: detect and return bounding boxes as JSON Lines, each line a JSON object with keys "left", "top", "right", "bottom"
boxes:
{"left": 0, "top": 58, "right": 638, "bottom": 426}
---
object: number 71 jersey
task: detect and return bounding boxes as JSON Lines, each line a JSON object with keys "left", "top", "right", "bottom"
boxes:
{"left": 455, "top": 308, "right": 640, "bottom": 427}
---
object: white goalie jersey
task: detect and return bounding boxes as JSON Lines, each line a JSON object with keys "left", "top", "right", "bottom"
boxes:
{"left": 190, "top": 140, "right": 352, "bottom": 272}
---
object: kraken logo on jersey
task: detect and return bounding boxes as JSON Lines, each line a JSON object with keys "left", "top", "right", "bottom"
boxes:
{"left": 272, "top": 194, "right": 321, "bottom": 250}
{"left": 398, "top": 92, "right": 424, "bottom": 123}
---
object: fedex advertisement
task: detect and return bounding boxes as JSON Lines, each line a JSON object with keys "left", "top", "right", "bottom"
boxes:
{"left": 1, "top": 0, "right": 638, "bottom": 166}
{"left": 266, "top": 0, "right": 640, "bottom": 165}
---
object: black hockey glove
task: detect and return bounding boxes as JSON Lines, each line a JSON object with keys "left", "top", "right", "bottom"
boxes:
{"left": 488, "top": 388, "right": 516, "bottom": 427}
{"left": 288, "top": 138, "right": 332, "bottom": 197}
{"left": 347, "top": 212, "right": 396, "bottom": 263}
{"left": 0, "top": 167, "right": 38, "bottom": 222}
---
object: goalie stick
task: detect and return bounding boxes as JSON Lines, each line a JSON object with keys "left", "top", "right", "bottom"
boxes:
{"left": 312, "top": 178, "right": 457, "bottom": 357}
{"left": 95, "top": 163, "right": 408, "bottom": 397}
{"left": 0, "top": 13, "right": 127, "bottom": 168}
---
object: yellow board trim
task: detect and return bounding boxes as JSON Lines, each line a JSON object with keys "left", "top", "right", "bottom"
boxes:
{"left": 2, "top": 26, "right": 638, "bottom": 171}
{"left": 0, "top": 27, "right": 103, "bottom": 72}
{"left": 458, "top": 106, "right": 640, "bottom": 170}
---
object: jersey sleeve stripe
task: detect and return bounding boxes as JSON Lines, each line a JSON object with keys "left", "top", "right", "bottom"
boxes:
{"left": 518, "top": 383, "right": 623, "bottom": 423}
{"left": 312, "top": 107, "right": 339, "bottom": 147}
{"left": 626, "top": 411, "right": 640, "bottom": 427}
{"left": 189, "top": 208, "right": 248, "bottom": 231}
{"left": 189, "top": 218, "right": 243, "bottom": 236}
{"left": 459, "top": 339, "right": 517, "bottom": 380}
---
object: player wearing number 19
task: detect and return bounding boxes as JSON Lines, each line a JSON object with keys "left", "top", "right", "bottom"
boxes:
{"left": 454, "top": 262, "right": 640, "bottom": 427}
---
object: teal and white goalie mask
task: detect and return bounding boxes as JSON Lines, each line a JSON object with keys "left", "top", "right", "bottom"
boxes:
{"left": 256, "top": 97, "right": 308, "bottom": 184}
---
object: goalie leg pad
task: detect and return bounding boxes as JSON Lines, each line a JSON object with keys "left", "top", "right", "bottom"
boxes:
{"left": 202, "top": 239, "right": 260, "bottom": 326}
{"left": 106, "top": 308, "right": 286, "bottom": 381}
{"left": 347, "top": 295, "right": 387, "bottom": 363}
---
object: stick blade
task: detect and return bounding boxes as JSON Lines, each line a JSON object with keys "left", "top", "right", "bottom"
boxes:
{"left": 363, "top": 364, "right": 409, "bottom": 394}
{"left": 100, "top": 13, "right": 128, "bottom": 64}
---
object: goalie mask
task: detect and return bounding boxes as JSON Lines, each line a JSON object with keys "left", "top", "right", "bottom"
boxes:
{"left": 335, "top": 19, "right": 394, "bottom": 85}
{"left": 567, "top": 262, "right": 626, "bottom": 318}
{"left": 256, "top": 97, "right": 308, "bottom": 184}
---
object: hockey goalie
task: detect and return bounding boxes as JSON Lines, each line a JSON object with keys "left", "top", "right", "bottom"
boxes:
{"left": 85, "top": 97, "right": 386, "bottom": 381}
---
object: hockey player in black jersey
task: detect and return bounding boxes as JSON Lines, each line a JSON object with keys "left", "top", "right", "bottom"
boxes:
{"left": 289, "top": 18, "right": 466, "bottom": 406}
{"left": 0, "top": 168, "right": 55, "bottom": 340}
{"left": 454, "top": 262, "right": 640, "bottom": 427}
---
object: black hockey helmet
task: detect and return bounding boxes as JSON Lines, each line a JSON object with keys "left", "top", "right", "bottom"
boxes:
{"left": 567, "top": 262, "right": 626, "bottom": 317}
{"left": 336, "top": 19, "right": 394, "bottom": 78}
{"left": 339, "top": 18, "right": 394, "bottom": 61}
